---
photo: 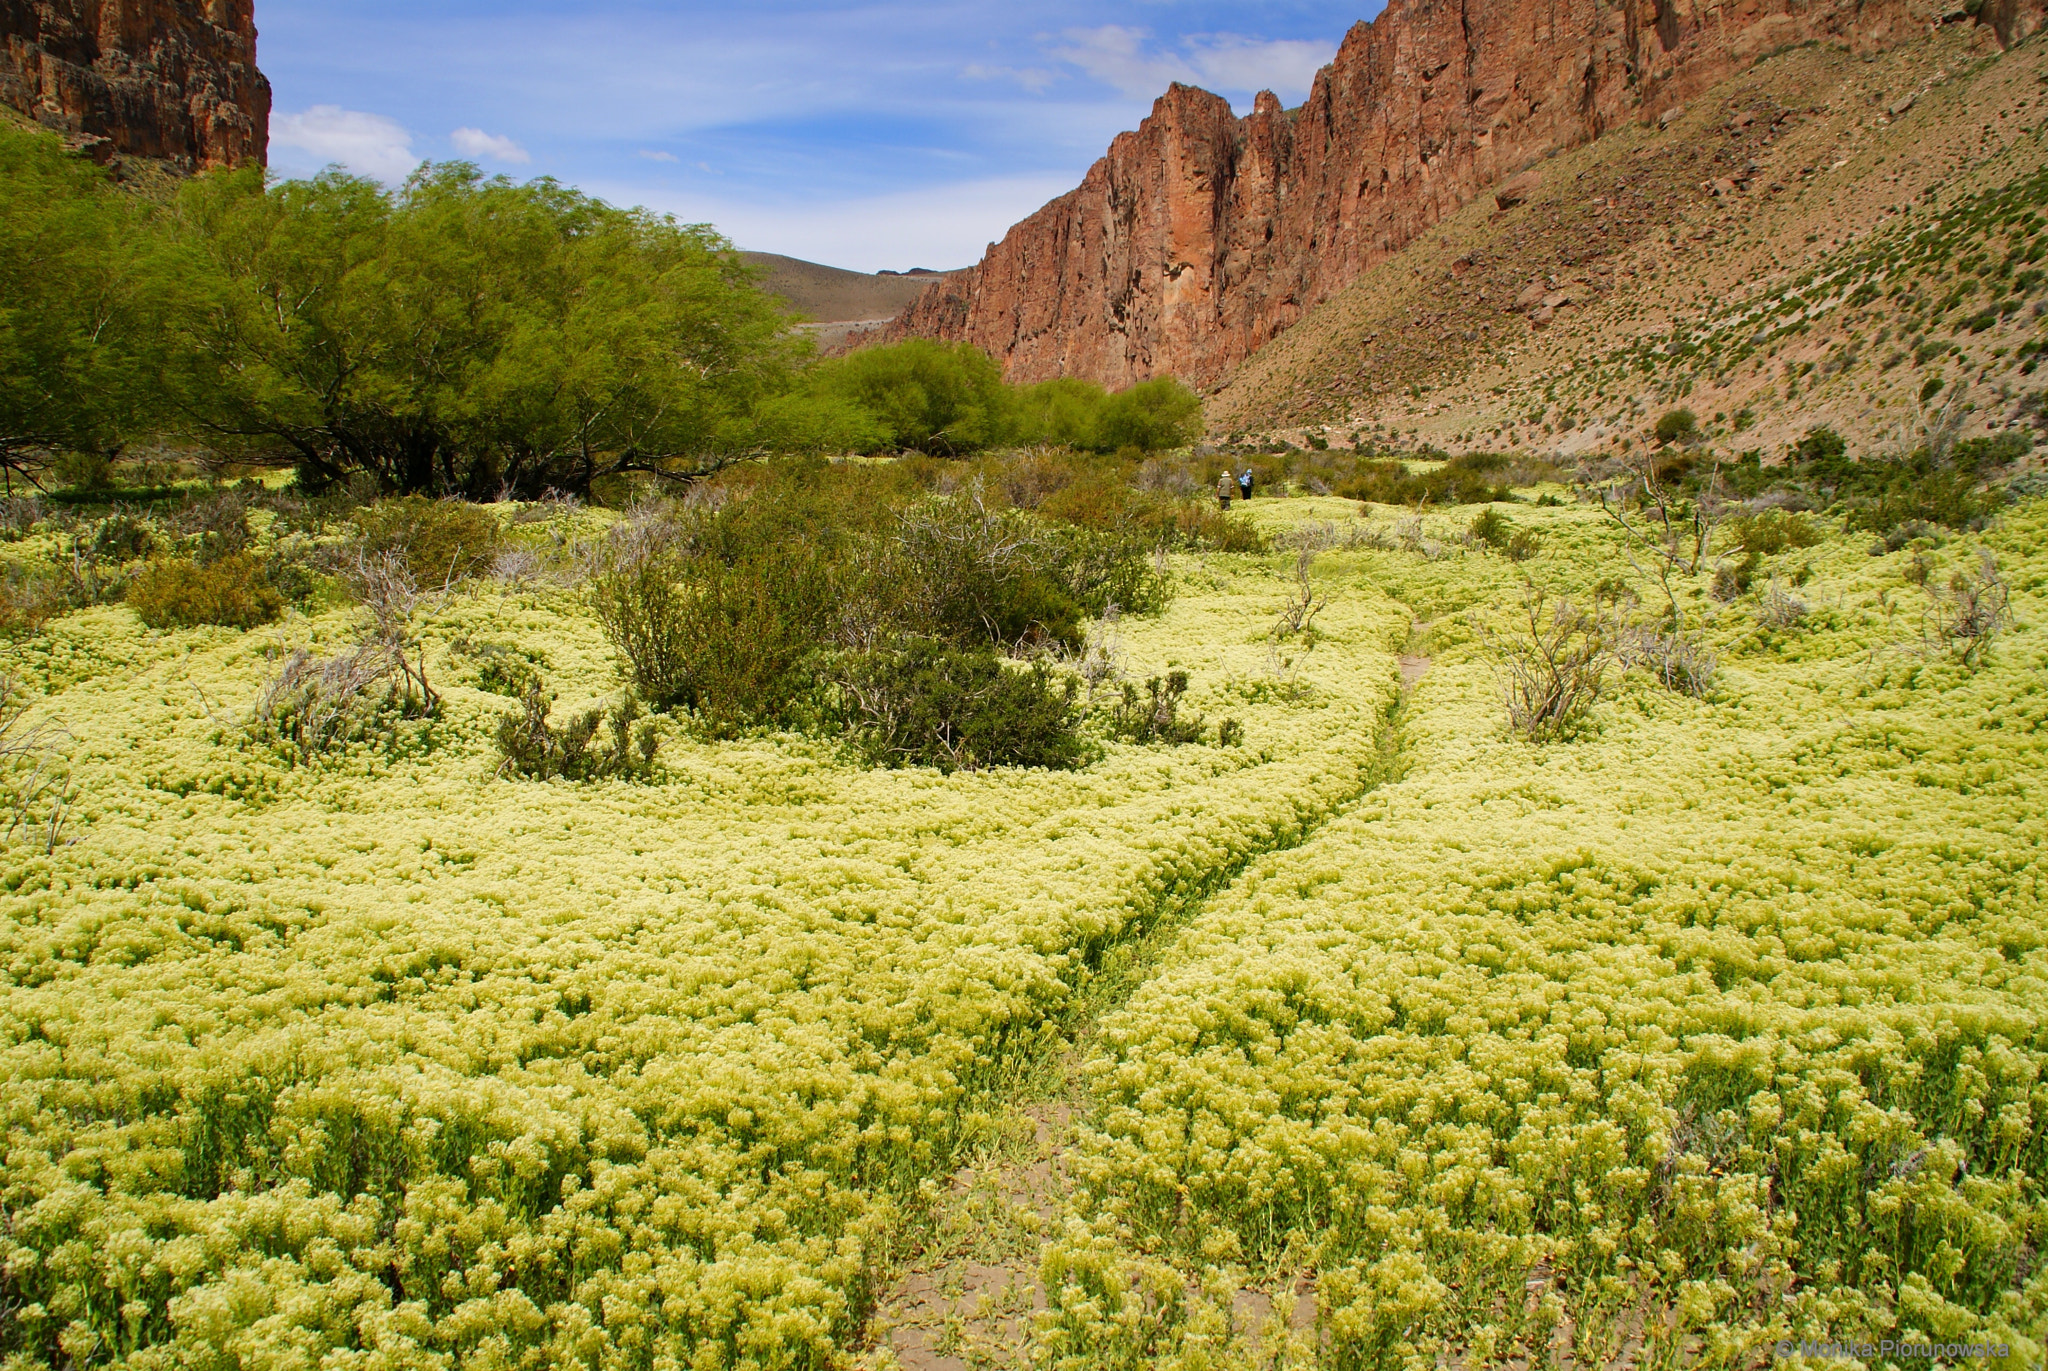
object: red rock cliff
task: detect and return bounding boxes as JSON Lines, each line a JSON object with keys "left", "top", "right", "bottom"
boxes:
{"left": 888, "top": 0, "right": 2041, "bottom": 388}
{"left": 1, "top": 0, "right": 268, "bottom": 169}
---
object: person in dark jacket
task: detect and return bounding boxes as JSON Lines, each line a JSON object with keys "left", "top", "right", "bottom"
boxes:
{"left": 1239, "top": 467, "right": 1255, "bottom": 500}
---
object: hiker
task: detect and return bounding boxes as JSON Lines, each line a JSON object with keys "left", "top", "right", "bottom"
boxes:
{"left": 1239, "top": 466, "right": 1255, "bottom": 500}
{"left": 1216, "top": 470, "right": 1234, "bottom": 510}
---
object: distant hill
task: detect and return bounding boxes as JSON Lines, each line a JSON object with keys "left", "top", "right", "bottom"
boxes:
{"left": 740, "top": 252, "right": 960, "bottom": 325}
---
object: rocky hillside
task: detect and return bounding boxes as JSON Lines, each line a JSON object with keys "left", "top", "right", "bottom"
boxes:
{"left": 1212, "top": 24, "right": 2048, "bottom": 462}
{"left": 884, "top": 0, "right": 2045, "bottom": 393}
{"left": 0, "top": 0, "right": 269, "bottom": 170}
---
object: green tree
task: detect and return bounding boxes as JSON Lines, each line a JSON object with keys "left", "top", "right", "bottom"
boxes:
{"left": 1096, "top": 377, "right": 1202, "bottom": 452}
{"left": 1014, "top": 377, "right": 1107, "bottom": 450}
{"left": 0, "top": 123, "right": 182, "bottom": 487}
{"left": 169, "top": 162, "right": 805, "bottom": 496}
{"left": 808, "top": 339, "right": 1012, "bottom": 454}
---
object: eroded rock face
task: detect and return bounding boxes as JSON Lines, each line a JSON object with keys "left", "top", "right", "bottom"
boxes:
{"left": 1, "top": 0, "right": 269, "bottom": 170}
{"left": 888, "top": 0, "right": 2041, "bottom": 388}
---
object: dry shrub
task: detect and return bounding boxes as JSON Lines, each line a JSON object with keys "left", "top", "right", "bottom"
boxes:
{"left": 1496, "top": 589, "right": 1613, "bottom": 742}
{"left": 1134, "top": 456, "right": 1197, "bottom": 496}
{"left": 997, "top": 449, "right": 1079, "bottom": 509}
{"left": 130, "top": 554, "right": 283, "bottom": 630}
{"left": 0, "top": 677, "right": 74, "bottom": 853}
{"left": 1620, "top": 625, "right": 1718, "bottom": 698}
{"left": 1273, "top": 547, "right": 1326, "bottom": 640}
{"left": 0, "top": 569, "right": 75, "bottom": 638}
{"left": 1756, "top": 578, "right": 1810, "bottom": 630}
{"left": 162, "top": 490, "right": 254, "bottom": 562}
{"left": 249, "top": 553, "right": 442, "bottom": 764}
{"left": 1395, "top": 518, "right": 1444, "bottom": 559}
{"left": 0, "top": 496, "right": 45, "bottom": 541}
{"left": 1926, "top": 551, "right": 2014, "bottom": 669}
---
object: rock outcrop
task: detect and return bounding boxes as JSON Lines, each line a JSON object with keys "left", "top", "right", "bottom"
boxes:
{"left": 1, "top": 0, "right": 269, "bottom": 170}
{"left": 887, "top": 0, "right": 2043, "bottom": 389}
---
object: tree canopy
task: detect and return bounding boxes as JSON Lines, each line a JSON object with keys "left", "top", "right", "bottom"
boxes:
{"left": 0, "top": 124, "right": 178, "bottom": 484}
{"left": 0, "top": 121, "right": 1210, "bottom": 494}
{"left": 169, "top": 163, "right": 805, "bottom": 496}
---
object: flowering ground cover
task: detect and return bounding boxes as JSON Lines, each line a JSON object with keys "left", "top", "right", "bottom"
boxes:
{"left": 0, "top": 500, "right": 1406, "bottom": 1369}
{"left": 1031, "top": 497, "right": 2048, "bottom": 1368}
{"left": 0, "top": 487, "right": 2042, "bottom": 1370}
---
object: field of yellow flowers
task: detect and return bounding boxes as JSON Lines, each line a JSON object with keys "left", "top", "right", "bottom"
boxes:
{"left": 1036, "top": 499, "right": 2048, "bottom": 1369}
{"left": 0, "top": 495, "right": 1407, "bottom": 1370}
{"left": 0, "top": 487, "right": 2042, "bottom": 1370}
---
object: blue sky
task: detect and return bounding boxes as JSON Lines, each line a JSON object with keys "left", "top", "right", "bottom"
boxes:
{"left": 259, "top": 1, "right": 1374, "bottom": 271}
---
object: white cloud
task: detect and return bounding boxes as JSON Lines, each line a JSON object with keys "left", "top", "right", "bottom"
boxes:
{"left": 1049, "top": 26, "right": 1337, "bottom": 105}
{"left": 1185, "top": 36, "right": 1336, "bottom": 99}
{"left": 638, "top": 149, "right": 680, "bottom": 163}
{"left": 450, "top": 127, "right": 532, "bottom": 164}
{"left": 1048, "top": 26, "right": 1191, "bottom": 99}
{"left": 961, "top": 61, "right": 1056, "bottom": 94}
{"left": 589, "top": 173, "right": 1078, "bottom": 275}
{"left": 270, "top": 105, "right": 420, "bottom": 182}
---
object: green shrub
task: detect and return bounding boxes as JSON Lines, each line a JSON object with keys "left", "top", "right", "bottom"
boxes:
{"left": 1728, "top": 511, "right": 1823, "bottom": 558}
{"left": 1335, "top": 457, "right": 1506, "bottom": 506}
{"left": 1791, "top": 426, "right": 1847, "bottom": 466}
{"left": 1654, "top": 409, "right": 1698, "bottom": 445}
{"left": 835, "top": 640, "right": 1086, "bottom": 772}
{"left": 808, "top": 339, "right": 1012, "bottom": 454}
{"left": 1046, "top": 525, "right": 1166, "bottom": 617}
{"left": 1106, "top": 671, "right": 1208, "bottom": 745}
{"left": 1013, "top": 377, "right": 1108, "bottom": 450}
{"left": 355, "top": 497, "right": 502, "bottom": 584}
{"left": 1844, "top": 471, "right": 1998, "bottom": 535}
{"left": 1470, "top": 506, "right": 1511, "bottom": 550}
{"left": 590, "top": 535, "right": 826, "bottom": 733}
{"left": 1095, "top": 378, "right": 1203, "bottom": 453}
{"left": 1036, "top": 475, "right": 1255, "bottom": 555}
{"left": 129, "top": 553, "right": 283, "bottom": 629}
{"left": 52, "top": 450, "right": 113, "bottom": 491}
{"left": 1949, "top": 433, "right": 2031, "bottom": 474}
{"left": 892, "top": 498, "right": 1086, "bottom": 652}
{"left": 495, "top": 678, "right": 658, "bottom": 781}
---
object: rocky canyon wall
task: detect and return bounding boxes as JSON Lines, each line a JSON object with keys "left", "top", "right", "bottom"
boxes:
{"left": 887, "top": 0, "right": 2043, "bottom": 389}
{"left": 1, "top": 0, "right": 268, "bottom": 169}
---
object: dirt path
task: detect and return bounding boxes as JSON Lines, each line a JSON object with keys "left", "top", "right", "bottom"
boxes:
{"left": 859, "top": 657, "right": 1421, "bottom": 1370}
{"left": 860, "top": 1095, "right": 1071, "bottom": 1367}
